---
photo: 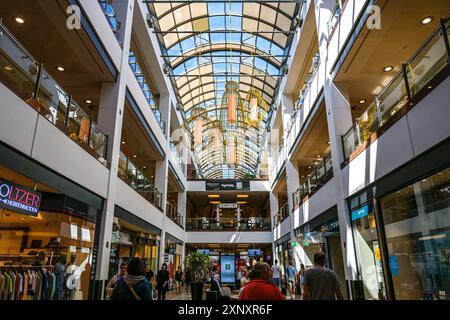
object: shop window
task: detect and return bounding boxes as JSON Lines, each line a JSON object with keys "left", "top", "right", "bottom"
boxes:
{"left": 380, "top": 167, "right": 450, "bottom": 300}
{"left": 351, "top": 204, "right": 387, "bottom": 300}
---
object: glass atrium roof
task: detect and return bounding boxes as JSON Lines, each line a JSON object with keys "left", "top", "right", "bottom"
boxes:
{"left": 146, "top": 1, "right": 301, "bottom": 179}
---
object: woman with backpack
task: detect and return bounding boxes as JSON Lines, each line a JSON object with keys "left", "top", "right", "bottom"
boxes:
{"left": 111, "top": 258, "right": 152, "bottom": 300}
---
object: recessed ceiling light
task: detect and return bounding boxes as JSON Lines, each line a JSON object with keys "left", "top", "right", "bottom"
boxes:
{"left": 142, "top": 166, "right": 147, "bottom": 170}
{"left": 317, "top": 155, "right": 321, "bottom": 158}
{"left": 56, "top": 66, "right": 65, "bottom": 72}
{"left": 237, "top": 201, "right": 247, "bottom": 204}
{"left": 133, "top": 155, "right": 137, "bottom": 158}
{"left": 237, "top": 195, "right": 248, "bottom": 198}
{"left": 15, "top": 17, "right": 25, "bottom": 24}
{"left": 427, "top": 85, "right": 433, "bottom": 89}
{"left": 85, "top": 99, "right": 92, "bottom": 104}
{"left": 121, "top": 141, "right": 126, "bottom": 144}
{"left": 420, "top": 16, "right": 433, "bottom": 25}
{"left": 359, "top": 99, "right": 366, "bottom": 104}
{"left": 151, "top": 175, "right": 154, "bottom": 178}
{"left": 327, "top": 141, "right": 331, "bottom": 144}
{"left": 210, "top": 201, "right": 220, "bottom": 204}
{"left": 4, "top": 66, "right": 13, "bottom": 71}
{"left": 383, "top": 66, "right": 393, "bottom": 72}
{"left": 208, "top": 195, "right": 220, "bottom": 198}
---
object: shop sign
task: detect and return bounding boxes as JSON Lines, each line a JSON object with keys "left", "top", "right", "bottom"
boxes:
{"left": 0, "top": 178, "right": 42, "bottom": 217}
{"left": 291, "top": 241, "right": 300, "bottom": 247}
{"left": 117, "top": 231, "right": 132, "bottom": 245}
{"left": 206, "top": 181, "right": 250, "bottom": 191}
{"left": 351, "top": 204, "right": 370, "bottom": 221}
{"left": 320, "top": 220, "right": 339, "bottom": 232}
{"left": 219, "top": 203, "right": 238, "bottom": 209}
{"left": 389, "top": 255, "right": 400, "bottom": 276}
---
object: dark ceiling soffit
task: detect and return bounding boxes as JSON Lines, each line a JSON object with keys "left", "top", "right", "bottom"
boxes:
{"left": 125, "top": 88, "right": 166, "bottom": 159}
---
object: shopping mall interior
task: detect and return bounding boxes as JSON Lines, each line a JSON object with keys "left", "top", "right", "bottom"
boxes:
{"left": 0, "top": 0, "right": 449, "bottom": 301}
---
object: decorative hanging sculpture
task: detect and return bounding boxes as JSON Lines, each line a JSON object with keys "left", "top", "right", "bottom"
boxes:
{"left": 244, "top": 89, "right": 269, "bottom": 128}
{"left": 220, "top": 81, "right": 244, "bottom": 130}
{"left": 194, "top": 118, "right": 203, "bottom": 145}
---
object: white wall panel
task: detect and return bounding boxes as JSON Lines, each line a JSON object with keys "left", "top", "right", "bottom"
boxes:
{"left": 31, "top": 115, "right": 109, "bottom": 198}
{"left": 0, "top": 84, "right": 37, "bottom": 156}
{"left": 115, "top": 178, "right": 164, "bottom": 230}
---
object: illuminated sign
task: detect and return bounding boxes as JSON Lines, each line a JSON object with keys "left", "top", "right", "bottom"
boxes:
{"left": 351, "top": 204, "right": 371, "bottom": 221}
{"left": 219, "top": 203, "right": 238, "bottom": 209}
{"left": 0, "top": 178, "right": 42, "bottom": 216}
{"left": 206, "top": 181, "right": 250, "bottom": 191}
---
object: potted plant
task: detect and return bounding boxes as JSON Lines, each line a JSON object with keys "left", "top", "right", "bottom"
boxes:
{"left": 184, "top": 251, "right": 212, "bottom": 300}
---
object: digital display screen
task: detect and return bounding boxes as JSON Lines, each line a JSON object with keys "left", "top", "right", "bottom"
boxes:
{"left": 248, "top": 249, "right": 262, "bottom": 257}
{"left": 197, "top": 249, "right": 210, "bottom": 255}
{"left": 220, "top": 254, "right": 235, "bottom": 283}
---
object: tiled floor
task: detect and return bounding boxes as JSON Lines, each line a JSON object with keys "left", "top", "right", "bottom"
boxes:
{"left": 162, "top": 289, "right": 302, "bottom": 300}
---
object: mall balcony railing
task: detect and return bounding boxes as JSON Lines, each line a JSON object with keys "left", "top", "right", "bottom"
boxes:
{"left": 128, "top": 51, "right": 166, "bottom": 135}
{"left": 166, "top": 202, "right": 184, "bottom": 229}
{"left": 327, "top": 0, "right": 350, "bottom": 40}
{"left": 342, "top": 17, "right": 450, "bottom": 161}
{"left": 292, "top": 152, "right": 334, "bottom": 208}
{"left": 187, "top": 168, "right": 268, "bottom": 181}
{"left": 186, "top": 217, "right": 271, "bottom": 231}
{"left": 118, "top": 151, "right": 163, "bottom": 211}
{"left": 284, "top": 58, "right": 324, "bottom": 171}
{"left": 269, "top": 140, "right": 288, "bottom": 182}
{"left": 274, "top": 202, "right": 289, "bottom": 227}
{"left": 169, "top": 139, "right": 185, "bottom": 175}
{"left": 0, "top": 22, "right": 109, "bottom": 166}
{"left": 98, "top": 0, "right": 121, "bottom": 42}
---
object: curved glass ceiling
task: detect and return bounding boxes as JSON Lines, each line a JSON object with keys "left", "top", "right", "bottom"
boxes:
{"left": 147, "top": 1, "right": 301, "bottom": 179}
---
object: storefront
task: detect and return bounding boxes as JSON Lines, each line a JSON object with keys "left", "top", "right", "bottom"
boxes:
{"left": 349, "top": 165, "right": 450, "bottom": 300}
{"left": 294, "top": 206, "right": 347, "bottom": 297}
{"left": 164, "top": 233, "right": 183, "bottom": 289}
{"left": 0, "top": 149, "right": 104, "bottom": 300}
{"left": 274, "top": 233, "right": 291, "bottom": 280}
{"left": 108, "top": 206, "right": 161, "bottom": 279}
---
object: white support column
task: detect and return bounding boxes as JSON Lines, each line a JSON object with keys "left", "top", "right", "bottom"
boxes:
{"left": 177, "top": 190, "right": 187, "bottom": 228}
{"left": 286, "top": 159, "right": 300, "bottom": 242}
{"left": 94, "top": 0, "right": 135, "bottom": 295}
{"left": 314, "top": 0, "right": 359, "bottom": 287}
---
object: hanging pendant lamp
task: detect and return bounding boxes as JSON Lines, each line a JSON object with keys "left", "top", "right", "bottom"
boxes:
{"left": 194, "top": 118, "right": 203, "bottom": 145}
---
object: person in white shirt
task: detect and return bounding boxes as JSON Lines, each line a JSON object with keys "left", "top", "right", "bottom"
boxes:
{"left": 271, "top": 260, "right": 282, "bottom": 289}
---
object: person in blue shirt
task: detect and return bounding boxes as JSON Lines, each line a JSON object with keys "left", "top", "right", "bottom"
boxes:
{"left": 286, "top": 261, "right": 297, "bottom": 300}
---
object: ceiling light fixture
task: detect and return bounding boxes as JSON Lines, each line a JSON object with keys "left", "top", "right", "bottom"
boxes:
{"left": 383, "top": 66, "right": 393, "bottom": 72}
{"left": 208, "top": 195, "right": 220, "bottom": 198}
{"left": 237, "top": 201, "right": 247, "bottom": 204}
{"left": 420, "top": 16, "right": 433, "bottom": 25}
{"left": 359, "top": 99, "right": 366, "bottom": 104}
{"left": 133, "top": 155, "right": 137, "bottom": 158}
{"left": 56, "top": 66, "right": 65, "bottom": 72}
{"left": 15, "top": 17, "right": 25, "bottom": 24}
{"left": 210, "top": 201, "right": 220, "bottom": 204}
{"left": 85, "top": 99, "right": 93, "bottom": 104}
{"left": 121, "top": 141, "right": 126, "bottom": 144}
{"left": 4, "top": 66, "right": 13, "bottom": 71}
{"left": 237, "top": 195, "right": 248, "bottom": 198}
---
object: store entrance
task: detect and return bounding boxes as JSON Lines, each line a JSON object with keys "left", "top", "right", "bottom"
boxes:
{"left": 325, "top": 233, "right": 347, "bottom": 299}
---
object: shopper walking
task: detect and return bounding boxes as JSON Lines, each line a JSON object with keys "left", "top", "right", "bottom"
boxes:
{"left": 175, "top": 266, "right": 183, "bottom": 293}
{"left": 184, "top": 267, "right": 191, "bottom": 292}
{"left": 145, "top": 267, "right": 156, "bottom": 299}
{"left": 239, "top": 262, "right": 284, "bottom": 300}
{"left": 106, "top": 262, "right": 127, "bottom": 299}
{"left": 296, "top": 264, "right": 306, "bottom": 296}
{"left": 111, "top": 258, "right": 151, "bottom": 300}
{"left": 156, "top": 263, "right": 170, "bottom": 300}
{"left": 286, "top": 261, "right": 297, "bottom": 300}
{"left": 302, "top": 252, "right": 343, "bottom": 300}
{"left": 271, "top": 260, "right": 282, "bottom": 289}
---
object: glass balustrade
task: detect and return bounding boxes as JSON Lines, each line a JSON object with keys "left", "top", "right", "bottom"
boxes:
{"left": 0, "top": 22, "right": 109, "bottom": 165}
{"left": 98, "top": 0, "right": 121, "bottom": 37}
{"left": 186, "top": 217, "right": 271, "bottom": 231}
{"left": 118, "top": 151, "right": 163, "bottom": 210}
{"left": 166, "top": 202, "right": 184, "bottom": 228}
{"left": 128, "top": 51, "right": 166, "bottom": 134}
{"left": 292, "top": 152, "right": 334, "bottom": 208}
{"left": 342, "top": 19, "right": 450, "bottom": 160}
{"left": 169, "top": 139, "right": 185, "bottom": 175}
{"left": 274, "top": 202, "right": 289, "bottom": 227}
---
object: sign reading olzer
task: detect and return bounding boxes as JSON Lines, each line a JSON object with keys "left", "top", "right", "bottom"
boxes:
{"left": 206, "top": 180, "right": 250, "bottom": 191}
{"left": 0, "top": 178, "right": 42, "bottom": 217}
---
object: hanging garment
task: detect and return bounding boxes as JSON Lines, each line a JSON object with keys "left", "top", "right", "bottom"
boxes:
{"left": 0, "top": 273, "right": 5, "bottom": 300}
